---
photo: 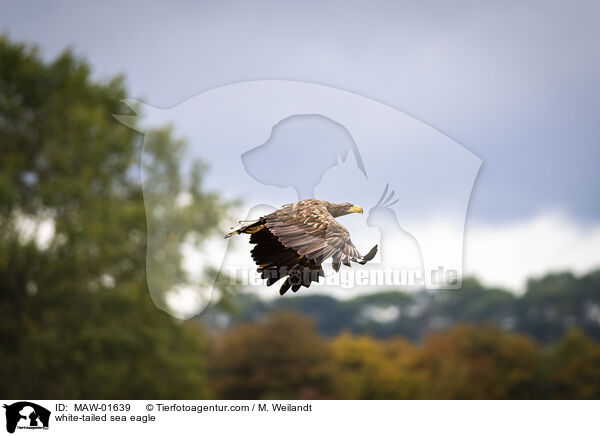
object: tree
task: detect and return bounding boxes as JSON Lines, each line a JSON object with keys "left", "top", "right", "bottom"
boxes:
{"left": 517, "top": 271, "right": 600, "bottom": 343}
{"left": 0, "top": 36, "right": 227, "bottom": 398}
{"left": 548, "top": 328, "right": 600, "bottom": 399}
{"left": 331, "top": 333, "right": 422, "bottom": 399}
{"left": 417, "top": 324, "right": 543, "bottom": 399}
{"left": 208, "top": 312, "right": 334, "bottom": 399}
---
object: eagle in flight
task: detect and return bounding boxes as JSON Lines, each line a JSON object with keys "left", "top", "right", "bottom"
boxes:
{"left": 225, "top": 199, "right": 378, "bottom": 295}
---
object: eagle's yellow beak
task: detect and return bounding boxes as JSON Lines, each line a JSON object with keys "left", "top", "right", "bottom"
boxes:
{"left": 348, "top": 205, "right": 363, "bottom": 214}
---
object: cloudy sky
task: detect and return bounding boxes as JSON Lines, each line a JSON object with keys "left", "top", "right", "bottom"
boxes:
{"left": 2, "top": 0, "right": 599, "bottom": 301}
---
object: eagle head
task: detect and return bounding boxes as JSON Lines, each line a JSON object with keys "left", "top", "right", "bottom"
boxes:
{"left": 327, "top": 202, "right": 363, "bottom": 217}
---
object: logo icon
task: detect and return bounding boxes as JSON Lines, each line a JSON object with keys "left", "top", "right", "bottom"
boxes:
{"left": 3, "top": 402, "right": 50, "bottom": 434}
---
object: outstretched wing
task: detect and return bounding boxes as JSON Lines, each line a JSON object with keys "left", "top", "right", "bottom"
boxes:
{"left": 265, "top": 202, "right": 361, "bottom": 271}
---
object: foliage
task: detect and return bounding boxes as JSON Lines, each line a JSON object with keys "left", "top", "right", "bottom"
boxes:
{"left": 207, "top": 313, "right": 600, "bottom": 399}
{"left": 208, "top": 312, "right": 334, "bottom": 399}
{"left": 0, "top": 36, "right": 226, "bottom": 398}
{"left": 547, "top": 328, "right": 600, "bottom": 399}
{"left": 517, "top": 271, "right": 600, "bottom": 343}
{"left": 417, "top": 324, "right": 543, "bottom": 399}
{"left": 331, "top": 333, "right": 422, "bottom": 399}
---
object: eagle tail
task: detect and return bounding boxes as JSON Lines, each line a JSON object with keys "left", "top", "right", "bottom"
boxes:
{"left": 224, "top": 219, "right": 265, "bottom": 238}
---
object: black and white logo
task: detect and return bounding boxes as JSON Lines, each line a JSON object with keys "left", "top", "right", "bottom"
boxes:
{"left": 3, "top": 402, "right": 50, "bottom": 434}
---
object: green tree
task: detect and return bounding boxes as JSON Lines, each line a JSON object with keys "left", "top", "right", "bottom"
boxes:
{"left": 517, "top": 271, "right": 600, "bottom": 343}
{"left": 417, "top": 324, "right": 543, "bottom": 399}
{"left": 331, "top": 333, "right": 423, "bottom": 399}
{"left": 0, "top": 36, "right": 227, "bottom": 398}
{"left": 548, "top": 328, "right": 600, "bottom": 399}
{"left": 208, "top": 312, "right": 334, "bottom": 399}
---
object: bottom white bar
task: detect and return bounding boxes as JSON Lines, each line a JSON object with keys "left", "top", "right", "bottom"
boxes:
{"left": 1, "top": 400, "right": 595, "bottom": 435}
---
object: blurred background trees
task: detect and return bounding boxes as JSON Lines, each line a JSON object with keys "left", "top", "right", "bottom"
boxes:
{"left": 1, "top": 36, "right": 600, "bottom": 400}
{"left": 208, "top": 312, "right": 333, "bottom": 399}
{"left": 215, "top": 272, "right": 600, "bottom": 344}
{"left": 548, "top": 328, "right": 600, "bottom": 399}
{"left": 331, "top": 334, "right": 422, "bottom": 399}
{"left": 0, "top": 36, "right": 224, "bottom": 398}
{"left": 416, "top": 325, "right": 543, "bottom": 399}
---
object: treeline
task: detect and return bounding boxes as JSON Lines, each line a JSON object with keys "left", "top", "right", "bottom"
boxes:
{"left": 200, "top": 271, "right": 600, "bottom": 344}
{"left": 207, "top": 312, "right": 600, "bottom": 399}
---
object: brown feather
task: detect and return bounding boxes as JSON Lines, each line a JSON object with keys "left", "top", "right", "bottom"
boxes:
{"left": 231, "top": 199, "right": 376, "bottom": 295}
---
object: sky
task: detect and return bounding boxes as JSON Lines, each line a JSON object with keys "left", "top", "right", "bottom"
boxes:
{"left": 2, "top": 1, "right": 599, "bottom": 308}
